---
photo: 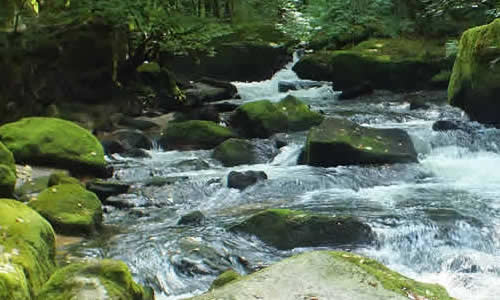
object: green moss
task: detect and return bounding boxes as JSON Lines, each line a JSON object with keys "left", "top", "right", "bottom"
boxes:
{"left": 210, "top": 270, "right": 242, "bottom": 290}
{"left": 48, "top": 171, "right": 82, "bottom": 187}
{"left": 304, "top": 118, "right": 417, "bottom": 166}
{"left": 448, "top": 19, "right": 500, "bottom": 124}
{"left": 231, "top": 209, "right": 373, "bottom": 250}
{"left": 38, "top": 259, "right": 151, "bottom": 300}
{"left": 0, "top": 141, "right": 16, "bottom": 197}
{"left": 161, "top": 120, "right": 236, "bottom": 150}
{"left": 275, "top": 95, "right": 324, "bottom": 131}
{"left": 213, "top": 138, "right": 256, "bottom": 167}
{"left": 431, "top": 70, "right": 452, "bottom": 83}
{"left": 293, "top": 38, "right": 450, "bottom": 91}
{"left": 0, "top": 199, "right": 56, "bottom": 298}
{"left": 136, "top": 62, "right": 161, "bottom": 73}
{"left": 330, "top": 252, "right": 454, "bottom": 300}
{"left": 28, "top": 184, "right": 103, "bottom": 236}
{"left": 0, "top": 117, "right": 107, "bottom": 175}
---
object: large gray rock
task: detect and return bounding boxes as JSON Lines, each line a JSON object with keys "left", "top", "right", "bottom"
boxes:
{"left": 303, "top": 118, "right": 417, "bottom": 167}
{"left": 187, "top": 251, "right": 454, "bottom": 300}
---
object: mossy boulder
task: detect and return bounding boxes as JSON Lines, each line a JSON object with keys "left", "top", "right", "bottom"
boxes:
{"left": 38, "top": 259, "right": 152, "bottom": 300}
{"left": 187, "top": 251, "right": 455, "bottom": 300}
{"left": 213, "top": 138, "right": 257, "bottom": 167}
{"left": 0, "top": 141, "right": 16, "bottom": 197}
{"left": 210, "top": 270, "right": 241, "bottom": 290}
{"left": 293, "top": 38, "right": 451, "bottom": 91}
{"left": 48, "top": 171, "right": 82, "bottom": 187}
{"left": 159, "top": 120, "right": 236, "bottom": 150}
{"left": 14, "top": 175, "right": 50, "bottom": 202}
{"left": 0, "top": 117, "right": 108, "bottom": 177}
{"left": 0, "top": 199, "right": 56, "bottom": 299}
{"left": 303, "top": 118, "right": 417, "bottom": 167}
{"left": 230, "top": 209, "right": 374, "bottom": 250}
{"left": 230, "top": 96, "right": 323, "bottom": 138}
{"left": 29, "top": 184, "right": 103, "bottom": 236}
{"left": 448, "top": 19, "right": 500, "bottom": 125}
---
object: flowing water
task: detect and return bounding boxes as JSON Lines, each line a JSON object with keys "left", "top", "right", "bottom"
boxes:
{"left": 64, "top": 56, "right": 500, "bottom": 300}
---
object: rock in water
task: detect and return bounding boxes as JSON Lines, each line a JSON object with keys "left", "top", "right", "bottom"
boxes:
{"left": 187, "top": 251, "right": 455, "bottom": 300}
{"left": 227, "top": 171, "right": 267, "bottom": 190}
{"left": 230, "top": 209, "right": 373, "bottom": 250}
{"left": 304, "top": 118, "right": 417, "bottom": 167}
{"left": 29, "top": 184, "right": 103, "bottom": 235}
{"left": 448, "top": 19, "right": 500, "bottom": 125}
{"left": 37, "top": 259, "right": 152, "bottom": 300}
{"left": 0, "top": 199, "right": 56, "bottom": 298}
{"left": 0, "top": 117, "right": 108, "bottom": 177}
{"left": 213, "top": 139, "right": 257, "bottom": 167}
{"left": 159, "top": 120, "right": 236, "bottom": 150}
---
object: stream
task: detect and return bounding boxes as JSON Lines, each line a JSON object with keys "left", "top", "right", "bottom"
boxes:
{"left": 63, "top": 54, "right": 500, "bottom": 300}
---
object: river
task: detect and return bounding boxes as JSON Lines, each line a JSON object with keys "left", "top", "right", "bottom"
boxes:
{"left": 64, "top": 54, "right": 500, "bottom": 300}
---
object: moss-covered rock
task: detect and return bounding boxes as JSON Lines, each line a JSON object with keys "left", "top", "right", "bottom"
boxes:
{"left": 303, "top": 118, "right": 418, "bottom": 167}
{"left": 230, "top": 96, "right": 322, "bottom": 138}
{"left": 448, "top": 19, "right": 500, "bottom": 125}
{"left": 159, "top": 120, "right": 236, "bottom": 150}
{"left": 37, "top": 259, "right": 152, "bottom": 300}
{"left": 187, "top": 251, "right": 455, "bottom": 300}
{"left": 213, "top": 138, "right": 257, "bottom": 167}
{"left": 48, "top": 171, "right": 82, "bottom": 187}
{"left": 0, "top": 117, "right": 108, "bottom": 177}
{"left": 293, "top": 38, "right": 451, "bottom": 91}
{"left": 230, "top": 209, "right": 373, "bottom": 250}
{"left": 14, "top": 175, "right": 50, "bottom": 202}
{"left": 0, "top": 199, "right": 56, "bottom": 299}
{"left": 210, "top": 270, "right": 242, "bottom": 290}
{"left": 29, "top": 184, "right": 103, "bottom": 236}
{"left": 0, "top": 141, "right": 16, "bottom": 197}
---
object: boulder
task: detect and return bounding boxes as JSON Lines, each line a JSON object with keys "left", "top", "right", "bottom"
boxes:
{"left": 293, "top": 38, "right": 450, "bottom": 91}
{"left": 0, "top": 117, "right": 108, "bottom": 177}
{"left": 0, "top": 199, "right": 56, "bottom": 298}
{"left": 86, "top": 179, "right": 130, "bottom": 201}
{"left": 0, "top": 141, "right": 16, "bottom": 197}
{"left": 29, "top": 184, "right": 103, "bottom": 235}
{"left": 48, "top": 171, "right": 82, "bottom": 187}
{"left": 231, "top": 209, "right": 373, "bottom": 250}
{"left": 278, "top": 80, "right": 323, "bottom": 93}
{"left": 37, "top": 259, "right": 152, "bottom": 300}
{"left": 184, "top": 78, "right": 238, "bottom": 105}
{"left": 230, "top": 96, "right": 323, "bottom": 138}
{"left": 109, "top": 129, "right": 152, "bottom": 150}
{"left": 213, "top": 139, "right": 257, "bottom": 167}
{"left": 159, "top": 120, "right": 236, "bottom": 150}
{"left": 161, "top": 42, "right": 290, "bottom": 82}
{"left": 303, "top": 118, "right": 418, "bottom": 167}
{"left": 15, "top": 175, "right": 50, "bottom": 202}
{"left": 186, "top": 251, "right": 454, "bottom": 300}
{"left": 338, "top": 82, "right": 373, "bottom": 100}
{"left": 448, "top": 19, "right": 500, "bottom": 125}
{"left": 227, "top": 171, "right": 267, "bottom": 190}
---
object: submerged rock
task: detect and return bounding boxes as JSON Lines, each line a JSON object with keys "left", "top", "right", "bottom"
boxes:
{"left": 86, "top": 179, "right": 130, "bottom": 201}
{"left": 227, "top": 171, "right": 267, "bottom": 190}
{"left": 0, "top": 199, "right": 56, "bottom": 299}
{"left": 448, "top": 19, "right": 500, "bottom": 125}
{"left": 230, "top": 96, "right": 323, "bottom": 138}
{"left": 29, "top": 184, "right": 103, "bottom": 235}
{"left": 37, "top": 259, "right": 153, "bottom": 300}
{"left": 278, "top": 80, "right": 323, "bottom": 93}
{"left": 0, "top": 117, "right": 108, "bottom": 177}
{"left": 178, "top": 210, "right": 206, "bottom": 226}
{"left": 303, "top": 118, "right": 417, "bottom": 167}
{"left": 187, "top": 251, "right": 454, "bottom": 300}
{"left": 231, "top": 209, "right": 373, "bottom": 250}
{"left": 0, "top": 141, "right": 16, "bottom": 197}
{"left": 159, "top": 120, "right": 236, "bottom": 150}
